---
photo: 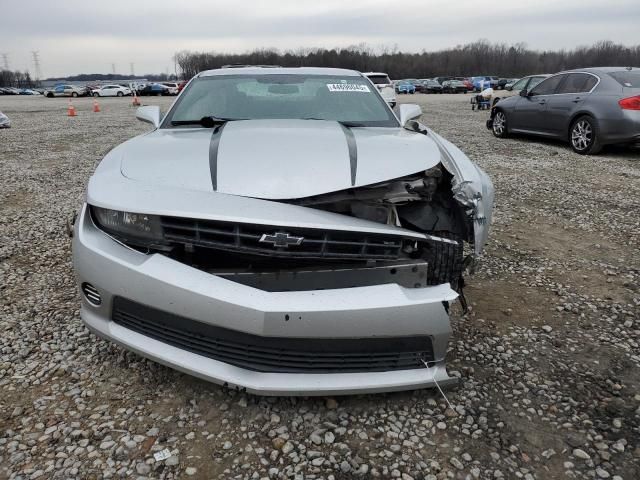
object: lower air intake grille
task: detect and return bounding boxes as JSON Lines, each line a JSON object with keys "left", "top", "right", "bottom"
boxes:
{"left": 111, "top": 297, "right": 434, "bottom": 373}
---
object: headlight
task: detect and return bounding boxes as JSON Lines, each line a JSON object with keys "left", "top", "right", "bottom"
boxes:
{"left": 91, "top": 206, "right": 163, "bottom": 242}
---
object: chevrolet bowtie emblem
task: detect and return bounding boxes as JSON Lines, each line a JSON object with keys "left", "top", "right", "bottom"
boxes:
{"left": 259, "top": 232, "right": 304, "bottom": 248}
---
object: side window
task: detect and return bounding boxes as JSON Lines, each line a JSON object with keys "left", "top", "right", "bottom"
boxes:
{"left": 530, "top": 75, "right": 565, "bottom": 96}
{"left": 510, "top": 78, "right": 528, "bottom": 90}
{"left": 527, "top": 76, "right": 546, "bottom": 90}
{"left": 556, "top": 73, "right": 596, "bottom": 94}
{"left": 582, "top": 75, "right": 598, "bottom": 92}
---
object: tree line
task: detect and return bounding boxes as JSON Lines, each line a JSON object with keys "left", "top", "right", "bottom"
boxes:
{"left": 174, "top": 40, "right": 640, "bottom": 80}
{"left": 0, "top": 70, "right": 35, "bottom": 88}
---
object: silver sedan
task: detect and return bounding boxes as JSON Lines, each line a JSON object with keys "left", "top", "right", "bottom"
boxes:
{"left": 72, "top": 67, "right": 494, "bottom": 395}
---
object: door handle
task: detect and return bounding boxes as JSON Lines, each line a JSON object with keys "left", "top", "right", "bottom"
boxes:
{"left": 572, "top": 97, "right": 582, "bottom": 103}
{"left": 538, "top": 99, "right": 546, "bottom": 105}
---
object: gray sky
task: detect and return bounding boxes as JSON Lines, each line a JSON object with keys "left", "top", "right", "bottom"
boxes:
{"left": 1, "top": 0, "right": 638, "bottom": 78}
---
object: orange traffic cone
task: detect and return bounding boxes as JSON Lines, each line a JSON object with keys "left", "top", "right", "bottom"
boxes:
{"left": 67, "top": 100, "right": 77, "bottom": 117}
{"left": 93, "top": 99, "right": 101, "bottom": 113}
{"left": 132, "top": 94, "right": 141, "bottom": 106}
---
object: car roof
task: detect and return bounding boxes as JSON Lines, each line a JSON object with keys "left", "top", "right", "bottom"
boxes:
{"left": 199, "top": 67, "right": 361, "bottom": 77}
{"left": 559, "top": 66, "right": 639, "bottom": 74}
{"left": 363, "top": 72, "right": 389, "bottom": 76}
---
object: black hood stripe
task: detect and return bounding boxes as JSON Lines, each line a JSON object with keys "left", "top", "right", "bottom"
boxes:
{"left": 209, "top": 124, "right": 226, "bottom": 191}
{"left": 340, "top": 123, "right": 358, "bottom": 186}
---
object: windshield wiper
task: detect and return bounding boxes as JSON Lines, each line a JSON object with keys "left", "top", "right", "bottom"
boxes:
{"left": 300, "top": 118, "right": 367, "bottom": 128}
{"left": 171, "top": 116, "right": 238, "bottom": 128}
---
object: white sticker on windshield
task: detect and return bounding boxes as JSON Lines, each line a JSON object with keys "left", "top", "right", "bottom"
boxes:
{"left": 327, "top": 83, "right": 371, "bottom": 93}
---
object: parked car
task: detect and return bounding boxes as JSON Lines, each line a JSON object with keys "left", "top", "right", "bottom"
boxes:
{"left": 396, "top": 81, "right": 416, "bottom": 94}
{"left": 505, "top": 75, "right": 549, "bottom": 93}
{"left": 177, "top": 80, "right": 188, "bottom": 92}
{"left": 404, "top": 79, "right": 424, "bottom": 93}
{"left": 455, "top": 77, "right": 474, "bottom": 91}
{"left": 471, "top": 76, "right": 499, "bottom": 91}
{"left": 2, "top": 87, "right": 20, "bottom": 95}
{"left": 497, "top": 78, "right": 518, "bottom": 90}
{"left": 161, "top": 82, "right": 180, "bottom": 95}
{"left": 138, "top": 83, "right": 171, "bottom": 96}
{"left": 72, "top": 66, "right": 494, "bottom": 395}
{"left": 44, "top": 84, "right": 87, "bottom": 98}
{"left": 364, "top": 72, "right": 396, "bottom": 107}
{"left": 432, "top": 77, "right": 452, "bottom": 85}
{"left": 442, "top": 80, "right": 468, "bottom": 94}
{"left": 92, "top": 85, "right": 132, "bottom": 97}
{"left": 489, "top": 67, "right": 640, "bottom": 154}
{"left": 421, "top": 79, "right": 443, "bottom": 93}
{"left": 19, "top": 89, "right": 40, "bottom": 95}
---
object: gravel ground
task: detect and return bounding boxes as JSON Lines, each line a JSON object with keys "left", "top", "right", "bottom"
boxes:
{"left": 0, "top": 93, "right": 638, "bottom": 480}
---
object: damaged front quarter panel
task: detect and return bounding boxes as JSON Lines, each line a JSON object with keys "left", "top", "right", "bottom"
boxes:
{"left": 427, "top": 130, "right": 495, "bottom": 258}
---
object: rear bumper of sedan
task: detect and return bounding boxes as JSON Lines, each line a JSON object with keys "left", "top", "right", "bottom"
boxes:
{"left": 598, "top": 110, "right": 640, "bottom": 146}
{"left": 73, "top": 205, "right": 459, "bottom": 396}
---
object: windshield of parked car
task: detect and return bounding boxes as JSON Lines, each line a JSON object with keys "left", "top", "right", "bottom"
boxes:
{"left": 164, "top": 74, "right": 398, "bottom": 128}
{"left": 608, "top": 71, "right": 640, "bottom": 88}
{"left": 367, "top": 75, "right": 391, "bottom": 85}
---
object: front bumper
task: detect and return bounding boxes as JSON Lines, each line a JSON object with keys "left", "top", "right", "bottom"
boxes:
{"left": 73, "top": 204, "right": 459, "bottom": 395}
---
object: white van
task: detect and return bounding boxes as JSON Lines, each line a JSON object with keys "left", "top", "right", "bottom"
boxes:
{"left": 364, "top": 72, "right": 396, "bottom": 107}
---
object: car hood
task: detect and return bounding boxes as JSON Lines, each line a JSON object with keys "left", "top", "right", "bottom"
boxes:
{"left": 119, "top": 119, "right": 442, "bottom": 200}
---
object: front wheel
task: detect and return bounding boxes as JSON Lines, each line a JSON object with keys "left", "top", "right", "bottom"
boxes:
{"left": 492, "top": 110, "right": 509, "bottom": 138}
{"left": 570, "top": 116, "right": 602, "bottom": 155}
{"left": 72, "top": 92, "right": 78, "bottom": 97}
{"left": 93, "top": 92, "right": 99, "bottom": 97}
{"left": 117, "top": 91, "right": 123, "bottom": 97}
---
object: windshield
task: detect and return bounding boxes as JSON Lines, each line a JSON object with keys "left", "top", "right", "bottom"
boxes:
{"left": 367, "top": 75, "right": 391, "bottom": 85}
{"left": 163, "top": 74, "right": 398, "bottom": 128}
{"left": 608, "top": 71, "right": 640, "bottom": 88}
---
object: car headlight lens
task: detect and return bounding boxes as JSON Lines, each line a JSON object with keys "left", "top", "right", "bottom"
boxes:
{"left": 91, "top": 206, "right": 163, "bottom": 242}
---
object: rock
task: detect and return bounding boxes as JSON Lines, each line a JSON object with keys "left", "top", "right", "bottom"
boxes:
{"left": 541, "top": 325, "right": 553, "bottom": 333}
{"left": 573, "top": 448, "right": 591, "bottom": 460}
{"left": 272, "top": 437, "right": 286, "bottom": 450}
{"left": 325, "top": 398, "right": 338, "bottom": 409}
{"left": 449, "top": 457, "right": 464, "bottom": 470}
{"left": 324, "top": 431, "right": 335, "bottom": 444}
{"left": 185, "top": 467, "right": 197, "bottom": 476}
{"left": 166, "top": 456, "right": 179, "bottom": 466}
{"left": 222, "top": 441, "right": 232, "bottom": 450}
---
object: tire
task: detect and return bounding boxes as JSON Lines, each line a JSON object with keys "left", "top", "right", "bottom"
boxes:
{"left": 72, "top": 92, "right": 78, "bottom": 97}
{"left": 117, "top": 91, "right": 123, "bottom": 97}
{"left": 570, "top": 115, "right": 602, "bottom": 155}
{"left": 492, "top": 110, "right": 509, "bottom": 138}
{"left": 47, "top": 92, "right": 53, "bottom": 98}
{"left": 93, "top": 92, "right": 99, "bottom": 97}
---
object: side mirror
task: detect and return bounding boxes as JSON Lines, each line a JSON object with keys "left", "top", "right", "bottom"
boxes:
{"left": 519, "top": 89, "right": 528, "bottom": 97}
{"left": 398, "top": 104, "right": 422, "bottom": 126}
{"left": 506, "top": 85, "right": 513, "bottom": 91}
{"left": 136, "top": 105, "right": 160, "bottom": 128}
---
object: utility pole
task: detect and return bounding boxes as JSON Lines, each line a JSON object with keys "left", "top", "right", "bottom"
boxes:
{"left": 130, "top": 62, "right": 135, "bottom": 77}
{"left": 31, "top": 51, "right": 42, "bottom": 81}
{"left": 111, "top": 63, "right": 116, "bottom": 75}
{"left": 1, "top": 53, "right": 9, "bottom": 70}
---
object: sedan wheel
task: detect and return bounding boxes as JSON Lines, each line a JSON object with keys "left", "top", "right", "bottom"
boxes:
{"left": 117, "top": 91, "right": 124, "bottom": 97}
{"left": 72, "top": 92, "right": 78, "bottom": 97}
{"left": 492, "top": 110, "right": 508, "bottom": 138}
{"left": 570, "top": 116, "right": 602, "bottom": 155}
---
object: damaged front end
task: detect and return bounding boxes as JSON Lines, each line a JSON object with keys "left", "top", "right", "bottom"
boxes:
{"left": 90, "top": 149, "right": 492, "bottom": 308}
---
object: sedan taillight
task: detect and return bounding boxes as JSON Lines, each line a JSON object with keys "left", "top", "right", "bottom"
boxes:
{"left": 618, "top": 95, "right": 640, "bottom": 110}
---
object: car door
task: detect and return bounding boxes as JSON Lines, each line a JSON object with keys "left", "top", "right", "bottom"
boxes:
{"left": 103, "top": 85, "right": 115, "bottom": 96}
{"left": 511, "top": 74, "right": 566, "bottom": 134}
{"left": 63, "top": 85, "right": 73, "bottom": 97}
{"left": 545, "top": 73, "right": 598, "bottom": 136}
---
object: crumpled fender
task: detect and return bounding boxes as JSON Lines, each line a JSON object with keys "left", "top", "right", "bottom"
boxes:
{"left": 426, "top": 130, "right": 495, "bottom": 257}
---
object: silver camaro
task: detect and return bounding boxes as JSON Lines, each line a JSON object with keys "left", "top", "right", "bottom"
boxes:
{"left": 72, "top": 67, "right": 494, "bottom": 396}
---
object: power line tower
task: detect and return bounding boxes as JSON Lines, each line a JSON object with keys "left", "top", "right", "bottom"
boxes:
{"left": 31, "top": 51, "right": 42, "bottom": 81}
{"left": 130, "top": 62, "right": 135, "bottom": 76}
{"left": 1, "top": 53, "right": 9, "bottom": 70}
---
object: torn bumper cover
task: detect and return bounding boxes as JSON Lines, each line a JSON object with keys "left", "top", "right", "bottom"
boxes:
{"left": 73, "top": 204, "right": 459, "bottom": 395}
